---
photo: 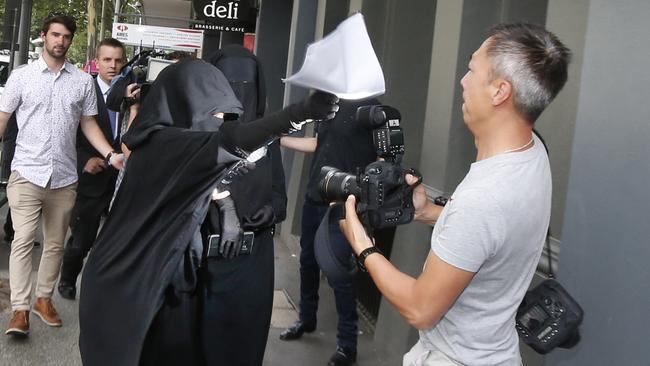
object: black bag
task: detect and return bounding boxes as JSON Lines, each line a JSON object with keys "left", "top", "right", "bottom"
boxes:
{"left": 516, "top": 279, "right": 584, "bottom": 354}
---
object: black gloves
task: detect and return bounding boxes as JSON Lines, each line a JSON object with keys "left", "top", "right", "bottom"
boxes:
{"left": 213, "top": 158, "right": 257, "bottom": 259}
{"left": 242, "top": 205, "right": 275, "bottom": 231}
{"left": 288, "top": 91, "right": 340, "bottom": 122}
{"left": 215, "top": 195, "right": 243, "bottom": 259}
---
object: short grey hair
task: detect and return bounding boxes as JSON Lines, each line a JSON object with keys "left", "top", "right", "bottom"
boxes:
{"left": 486, "top": 23, "right": 571, "bottom": 122}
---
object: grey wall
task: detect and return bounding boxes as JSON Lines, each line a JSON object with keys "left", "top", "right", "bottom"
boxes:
{"left": 548, "top": 0, "right": 650, "bottom": 365}
{"left": 536, "top": 0, "right": 589, "bottom": 242}
{"left": 445, "top": 0, "right": 548, "bottom": 191}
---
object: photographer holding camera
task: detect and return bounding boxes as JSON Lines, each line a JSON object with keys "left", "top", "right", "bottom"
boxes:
{"left": 339, "top": 23, "right": 571, "bottom": 365}
{"left": 280, "top": 98, "right": 379, "bottom": 366}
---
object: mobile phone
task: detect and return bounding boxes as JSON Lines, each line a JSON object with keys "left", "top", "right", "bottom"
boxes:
{"left": 207, "top": 231, "right": 255, "bottom": 258}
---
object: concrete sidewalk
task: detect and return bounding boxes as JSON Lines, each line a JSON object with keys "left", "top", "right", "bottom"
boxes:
{"left": 0, "top": 202, "right": 396, "bottom": 365}
{"left": 265, "top": 234, "right": 395, "bottom": 366}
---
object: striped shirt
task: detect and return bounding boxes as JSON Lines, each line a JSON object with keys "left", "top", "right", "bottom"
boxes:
{"left": 0, "top": 56, "right": 97, "bottom": 188}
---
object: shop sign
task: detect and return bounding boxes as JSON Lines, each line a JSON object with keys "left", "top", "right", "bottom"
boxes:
{"left": 112, "top": 23, "right": 204, "bottom": 51}
{"left": 192, "top": 0, "right": 257, "bottom": 33}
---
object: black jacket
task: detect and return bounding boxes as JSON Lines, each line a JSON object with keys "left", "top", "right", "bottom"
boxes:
{"left": 75, "top": 79, "right": 121, "bottom": 197}
{"left": 210, "top": 45, "right": 287, "bottom": 224}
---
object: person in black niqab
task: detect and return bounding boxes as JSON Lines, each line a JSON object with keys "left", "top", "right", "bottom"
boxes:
{"left": 78, "top": 59, "right": 339, "bottom": 366}
{"left": 203, "top": 45, "right": 285, "bottom": 366}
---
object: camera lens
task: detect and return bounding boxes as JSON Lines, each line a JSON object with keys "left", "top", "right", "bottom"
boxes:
{"left": 317, "top": 166, "right": 360, "bottom": 202}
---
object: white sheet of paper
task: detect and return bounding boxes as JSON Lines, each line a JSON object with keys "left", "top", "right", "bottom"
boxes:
{"left": 283, "top": 13, "right": 385, "bottom": 100}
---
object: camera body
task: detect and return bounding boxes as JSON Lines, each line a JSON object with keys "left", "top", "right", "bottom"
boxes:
{"left": 516, "top": 279, "right": 584, "bottom": 354}
{"left": 127, "top": 50, "right": 172, "bottom": 102}
{"left": 318, "top": 105, "right": 416, "bottom": 229}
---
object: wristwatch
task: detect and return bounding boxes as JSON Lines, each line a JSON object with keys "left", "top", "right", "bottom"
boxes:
{"left": 357, "top": 246, "right": 382, "bottom": 273}
{"left": 105, "top": 151, "right": 116, "bottom": 167}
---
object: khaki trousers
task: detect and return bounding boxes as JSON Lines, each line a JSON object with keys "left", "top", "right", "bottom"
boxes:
{"left": 7, "top": 171, "right": 76, "bottom": 311}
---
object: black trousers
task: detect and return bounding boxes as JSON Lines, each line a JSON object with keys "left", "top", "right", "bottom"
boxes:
{"left": 299, "top": 201, "right": 358, "bottom": 349}
{"left": 140, "top": 228, "right": 274, "bottom": 366}
{"left": 202, "top": 228, "right": 274, "bottom": 366}
{"left": 60, "top": 191, "right": 112, "bottom": 285}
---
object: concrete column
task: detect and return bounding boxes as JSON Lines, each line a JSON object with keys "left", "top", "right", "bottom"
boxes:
{"left": 278, "top": 0, "right": 322, "bottom": 243}
{"left": 420, "top": 0, "right": 465, "bottom": 194}
{"left": 371, "top": 0, "right": 446, "bottom": 361}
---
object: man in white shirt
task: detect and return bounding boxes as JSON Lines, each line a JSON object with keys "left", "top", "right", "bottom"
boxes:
{"left": 58, "top": 38, "right": 127, "bottom": 301}
{"left": 339, "top": 23, "right": 571, "bottom": 365}
{"left": 0, "top": 12, "right": 124, "bottom": 337}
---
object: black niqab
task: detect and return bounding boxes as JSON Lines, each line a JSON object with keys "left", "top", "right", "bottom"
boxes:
{"left": 123, "top": 59, "right": 243, "bottom": 149}
{"left": 209, "top": 44, "right": 266, "bottom": 122}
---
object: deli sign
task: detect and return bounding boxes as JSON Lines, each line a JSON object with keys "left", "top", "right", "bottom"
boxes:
{"left": 192, "top": 0, "right": 257, "bottom": 33}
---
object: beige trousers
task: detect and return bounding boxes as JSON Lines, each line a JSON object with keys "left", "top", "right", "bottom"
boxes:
{"left": 7, "top": 171, "right": 76, "bottom": 311}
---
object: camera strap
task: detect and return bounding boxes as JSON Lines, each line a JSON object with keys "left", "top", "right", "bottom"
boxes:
{"left": 542, "top": 229, "right": 554, "bottom": 279}
{"left": 515, "top": 131, "right": 584, "bottom": 353}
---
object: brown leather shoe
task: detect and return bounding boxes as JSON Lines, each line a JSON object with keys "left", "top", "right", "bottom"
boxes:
{"left": 5, "top": 310, "right": 29, "bottom": 336}
{"left": 32, "top": 297, "right": 62, "bottom": 327}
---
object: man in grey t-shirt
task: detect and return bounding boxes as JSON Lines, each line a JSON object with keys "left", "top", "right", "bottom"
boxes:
{"left": 339, "top": 23, "right": 571, "bottom": 365}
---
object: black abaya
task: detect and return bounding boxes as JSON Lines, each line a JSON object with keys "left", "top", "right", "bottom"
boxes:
{"left": 79, "top": 60, "right": 286, "bottom": 366}
{"left": 79, "top": 58, "right": 335, "bottom": 366}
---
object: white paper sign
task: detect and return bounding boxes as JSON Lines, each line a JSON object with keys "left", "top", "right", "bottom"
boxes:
{"left": 112, "top": 23, "right": 204, "bottom": 51}
{"left": 284, "top": 13, "right": 385, "bottom": 100}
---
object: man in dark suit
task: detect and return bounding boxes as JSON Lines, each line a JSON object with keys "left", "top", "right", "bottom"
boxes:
{"left": 58, "top": 38, "right": 126, "bottom": 299}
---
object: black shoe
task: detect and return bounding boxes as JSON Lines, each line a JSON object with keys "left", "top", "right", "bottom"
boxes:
{"left": 279, "top": 320, "right": 316, "bottom": 341}
{"left": 327, "top": 346, "right": 357, "bottom": 366}
{"left": 57, "top": 282, "right": 76, "bottom": 300}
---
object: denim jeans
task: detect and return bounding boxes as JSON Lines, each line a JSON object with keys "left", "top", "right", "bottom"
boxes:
{"left": 298, "top": 200, "right": 358, "bottom": 349}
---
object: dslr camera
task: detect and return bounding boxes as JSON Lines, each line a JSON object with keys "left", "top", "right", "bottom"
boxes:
{"left": 318, "top": 105, "right": 419, "bottom": 229}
